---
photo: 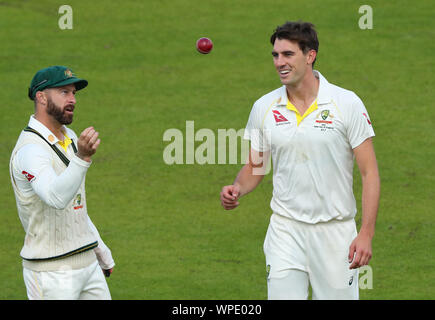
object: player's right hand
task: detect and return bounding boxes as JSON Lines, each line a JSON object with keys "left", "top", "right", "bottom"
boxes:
{"left": 220, "top": 185, "right": 240, "bottom": 210}
{"left": 103, "top": 268, "right": 113, "bottom": 277}
{"left": 77, "top": 126, "right": 101, "bottom": 162}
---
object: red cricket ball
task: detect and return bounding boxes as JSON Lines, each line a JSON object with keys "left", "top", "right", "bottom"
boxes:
{"left": 196, "top": 37, "right": 213, "bottom": 54}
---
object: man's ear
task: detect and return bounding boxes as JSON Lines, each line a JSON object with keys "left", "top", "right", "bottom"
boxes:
{"left": 306, "top": 49, "right": 317, "bottom": 65}
{"left": 35, "top": 90, "right": 48, "bottom": 106}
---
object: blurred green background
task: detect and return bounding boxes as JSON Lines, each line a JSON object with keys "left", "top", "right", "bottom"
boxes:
{"left": 0, "top": 0, "right": 433, "bottom": 299}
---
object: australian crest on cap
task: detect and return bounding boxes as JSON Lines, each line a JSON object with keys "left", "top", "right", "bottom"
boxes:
{"left": 64, "top": 69, "right": 73, "bottom": 78}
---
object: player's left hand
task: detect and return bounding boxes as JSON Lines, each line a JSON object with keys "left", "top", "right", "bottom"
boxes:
{"left": 77, "top": 126, "right": 101, "bottom": 162}
{"left": 348, "top": 233, "right": 373, "bottom": 269}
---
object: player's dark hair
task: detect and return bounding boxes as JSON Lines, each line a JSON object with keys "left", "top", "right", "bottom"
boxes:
{"left": 270, "top": 21, "right": 319, "bottom": 67}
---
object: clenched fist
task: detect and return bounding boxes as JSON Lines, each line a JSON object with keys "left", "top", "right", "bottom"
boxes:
{"left": 220, "top": 185, "right": 241, "bottom": 210}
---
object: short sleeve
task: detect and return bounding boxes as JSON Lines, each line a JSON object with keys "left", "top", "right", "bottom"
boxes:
{"left": 346, "top": 95, "right": 375, "bottom": 149}
{"left": 243, "top": 102, "right": 271, "bottom": 152}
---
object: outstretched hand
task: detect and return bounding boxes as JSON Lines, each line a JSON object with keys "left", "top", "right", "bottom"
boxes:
{"left": 76, "top": 127, "right": 101, "bottom": 162}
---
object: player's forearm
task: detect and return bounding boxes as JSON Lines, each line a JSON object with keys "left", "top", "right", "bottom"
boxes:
{"left": 233, "top": 163, "right": 264, "bottom": 197}
{"left": 87, "top": 215, "right": 115, "bottom": 269}
{"left": 35, "top": 155, "right": 90, "bottom": 209}
{"left": 359, "top": 171, "right": 380, "bottom": 238}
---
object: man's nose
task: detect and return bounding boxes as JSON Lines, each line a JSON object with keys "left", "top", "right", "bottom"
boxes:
{"left": 275, "top": 54, "right": 285, "bottom": 67}
{"left": 69, "top": 93, "right": 76, "bottom": 104}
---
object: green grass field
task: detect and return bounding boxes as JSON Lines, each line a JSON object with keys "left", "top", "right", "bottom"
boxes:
{"left": 0, "top": 0, "right": 434, "bottom": 299}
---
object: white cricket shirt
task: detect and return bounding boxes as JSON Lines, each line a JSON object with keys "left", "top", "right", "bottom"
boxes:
{"left": 244, "top": 71, "right": 375, "bottom": 224}
{"left": 11, "top": 116, "right": 91, "bottom": 208}
{"left": 10, "top": 115, "right": 115, "bottom": 271}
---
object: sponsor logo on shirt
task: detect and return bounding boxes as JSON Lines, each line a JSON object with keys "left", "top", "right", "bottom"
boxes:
{"left": 22, "top": 171, "right": 35, "bottom": 182}
{"left": 272, "top": 110, "right": 290, "bottom": 126}
{"left": 362, "top": 113, "right": 372, "bottom": 125}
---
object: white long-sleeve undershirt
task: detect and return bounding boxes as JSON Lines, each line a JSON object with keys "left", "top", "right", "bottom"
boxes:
{"left": 13, "top": 143, "right": 91, "bottom": 209}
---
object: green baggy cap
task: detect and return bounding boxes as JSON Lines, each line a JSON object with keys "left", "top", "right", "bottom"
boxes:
{"left": 28, "top": 65, "right": 88, "bottom": 100}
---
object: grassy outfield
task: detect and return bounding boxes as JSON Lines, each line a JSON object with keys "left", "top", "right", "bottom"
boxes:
{"left": 0, "top": 0, "right": 433, "bottom": 299}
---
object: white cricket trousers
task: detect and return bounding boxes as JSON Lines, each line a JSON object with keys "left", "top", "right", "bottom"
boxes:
{"left": 23, "top": 260, "right": 111, "bottom": 300}
{"left": 264, "top": 213, "right": 359, "bottom": 300}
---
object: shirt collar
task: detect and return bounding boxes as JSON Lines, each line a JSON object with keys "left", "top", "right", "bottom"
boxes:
{"left": 313, "top": 70, "right": 333, "bottom": 105}
{"left": 275, "top": 70, "right": 332, "bottom": 107}
{"left": 28, "top": 115, "right": 68, "bottom": 145}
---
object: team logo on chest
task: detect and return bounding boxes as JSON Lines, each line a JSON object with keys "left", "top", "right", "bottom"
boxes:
{"left": 314, "top": 109, "right": 335, "bottom": 131}
{"left": 321, "top": 110, "right": 330, "bottom": 120}
{"left": 73, "top": 193, "right": 83, "bottom": 210}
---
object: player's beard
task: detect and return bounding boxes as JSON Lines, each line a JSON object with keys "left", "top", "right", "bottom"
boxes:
{"left": 46, "top": 97, "right": 74, "bottom": 125}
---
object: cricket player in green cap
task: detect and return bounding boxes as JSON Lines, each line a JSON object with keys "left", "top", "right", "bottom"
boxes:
{"left": 10, "top": 66, "right": 115, "bottom": 299}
